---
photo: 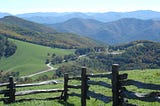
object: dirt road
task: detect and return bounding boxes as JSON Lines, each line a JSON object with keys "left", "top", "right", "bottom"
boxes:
{"left": 21, "top": 63, "right": 57, "bottom": 78}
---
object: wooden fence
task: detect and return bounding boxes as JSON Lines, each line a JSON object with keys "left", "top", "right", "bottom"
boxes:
{"left": 64, "top": 64, "right": 160, "bottom": 106}
{"left": 0, "top": 77, "right": 64, "bottom": 104}
{"left": 0, "top": 64, "right": 160, "bottom": 106}
{"left": 63, "top": 64, "right": 125, "bottom": 106}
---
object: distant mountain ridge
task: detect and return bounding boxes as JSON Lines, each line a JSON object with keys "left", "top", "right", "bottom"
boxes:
{"left": 15, "top": 10, "right": 160, "bottom": 24}
{"left": 0, "top": 16, "right": 100, "bottom": 48}
{"left": 49, "top": 18, "right": 103, "bottom": 36}
{"left": 49, "top": 18, "right": 160, "bottom": 45}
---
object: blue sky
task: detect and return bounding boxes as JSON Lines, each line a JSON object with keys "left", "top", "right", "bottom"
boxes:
{"left": 0, "top": 0, "right": 160, "bottom": 14}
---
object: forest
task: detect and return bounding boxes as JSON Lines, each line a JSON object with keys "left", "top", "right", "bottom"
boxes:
{"left": 54, "top": 40, "right": 160, "bottom": 77}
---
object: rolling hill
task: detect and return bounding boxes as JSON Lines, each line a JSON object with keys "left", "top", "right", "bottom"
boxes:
{"left": 49, "top": 18, "right": 160, "bottom": 45}
{"left": 0, "top": 16, "right": 101, "bottom": 49}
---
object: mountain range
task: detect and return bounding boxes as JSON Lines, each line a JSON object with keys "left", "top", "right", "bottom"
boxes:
{"left": 0, "top": 16, "right": 100, "bottom": 48}
{"left": 48, "top": 18, "right": 160, "bottom": 45}
{"left": 1, "top": 10, "right": 160, "bottom": 24}
{"left": 15, "top": 10, "right": 160, "bottom": 24}
{"left": 1, "top": 10, "right": 160, "bottom": 45}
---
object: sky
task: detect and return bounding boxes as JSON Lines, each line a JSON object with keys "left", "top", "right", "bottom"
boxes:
{"left": 0, "top": 0, "right": 160, "bottom": 14}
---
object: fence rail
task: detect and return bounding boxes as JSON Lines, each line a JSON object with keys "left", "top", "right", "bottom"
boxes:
{"left": 15, "top": 89, "right": 64, "bottom": 96}
{"left": 87, "top": 80, "right": 112, "bottom": 88}
{"left": 0, "top": 83, "right": 9, "bottom": 87}
{"left": 68, "top": 85, "right": 81, "bottom": 89}
{"left": 16, "top": 80, "right": 61, "bottom": 88}
{"left": 87, "top": 72, "right": 112, "bottom": 79}
{"left": 0, "top": 77, "right": 64, "bottom": 104}
{"left": 68, "top": 76, "right": 81, "bottom": 80}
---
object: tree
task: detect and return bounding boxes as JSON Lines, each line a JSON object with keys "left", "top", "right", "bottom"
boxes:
{"left": 45, "top": 59, "right": 50, "bottom": 64}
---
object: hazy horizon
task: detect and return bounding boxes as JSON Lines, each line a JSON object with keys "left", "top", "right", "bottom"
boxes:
{"left": 0, "top": 0, "right": 160, "bottom": 15}
{"left": 1, "top": 10, "right": 160, "bottom": 16}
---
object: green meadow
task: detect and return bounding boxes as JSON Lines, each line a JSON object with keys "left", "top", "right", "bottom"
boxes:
{"left": 0, "top": 39, "right": 74, "bottom": 76}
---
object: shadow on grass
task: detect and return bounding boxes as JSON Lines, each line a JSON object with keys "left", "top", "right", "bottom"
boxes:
{"left": 58, "top": 100, "right": 75, "bottom": 106}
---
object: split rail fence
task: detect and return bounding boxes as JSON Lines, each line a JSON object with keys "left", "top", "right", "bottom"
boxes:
{"left": 0, "top": 64, "right": 160, "bottom": 106}
{"left": 0, "top": 78, "right": 64, "bottom": 104}
{"left": 63, "top": 64, "right": 160, "bottom": 106}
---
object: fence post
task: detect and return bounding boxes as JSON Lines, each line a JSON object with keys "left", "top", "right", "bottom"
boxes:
{"left": 64, "top": 73, "right": 68, "bottom": 101}
{"left": 7, "top": 76, "right": 15, "bottom": 104}
{"left": 81, "top": 67, "right": 87, "bottom": 106}
{"left": 112, "top": 64, "right": 120, "bottom": 106}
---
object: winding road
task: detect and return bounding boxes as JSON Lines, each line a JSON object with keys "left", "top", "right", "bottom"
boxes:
{"left": 21, "top": 63, "right": 57, "bottom": 78}
{"left": 21, "top": 55, "right": 86, "bottom": 78}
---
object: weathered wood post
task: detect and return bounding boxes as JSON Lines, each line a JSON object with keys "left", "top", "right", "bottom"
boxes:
{"left": 112, "top": 64, "right": 120, "bottom": 106}
{"left": 5, "top": 76, "right": 16, "bottom": 104}
{"left": 119, "top": 73, "right": 128, "bottom": 105}
{"left": 81, "top": 67, "right": 87, "bottom": 106}
{"left": 64, "top": 73, "right": 69, "bottom": 101}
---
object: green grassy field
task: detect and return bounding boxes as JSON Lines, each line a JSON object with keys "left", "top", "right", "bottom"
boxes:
{"left": 0, "top": 39, "right": 74, "bottom": 76}
{"left": 0, "top": 69, "right": 159, "bottom": 106}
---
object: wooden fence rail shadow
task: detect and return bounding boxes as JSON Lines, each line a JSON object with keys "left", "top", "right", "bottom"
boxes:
{"left": 120, "top": 76, "right": 160, "bottom": 105}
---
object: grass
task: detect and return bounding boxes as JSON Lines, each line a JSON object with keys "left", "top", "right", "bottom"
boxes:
{"left": 120, "top": 69, "right": 160, "bottom": 106}
{"left": 0, "top": 69, "right": 159, "bottom": 106}
{"left": 121, "top": 69, "right": 160, "bottom": 84}
{"left": 0, "top": 39, "right": 74, "bottom": 76}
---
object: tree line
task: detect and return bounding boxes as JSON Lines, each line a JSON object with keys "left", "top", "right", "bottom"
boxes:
{"left": 0, "top": 35, "right": 17, "bottom": 59}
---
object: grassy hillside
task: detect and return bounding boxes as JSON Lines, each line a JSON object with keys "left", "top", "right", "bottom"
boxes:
{"left": 0, "top": 39, "right": 74, "bottom": 76}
